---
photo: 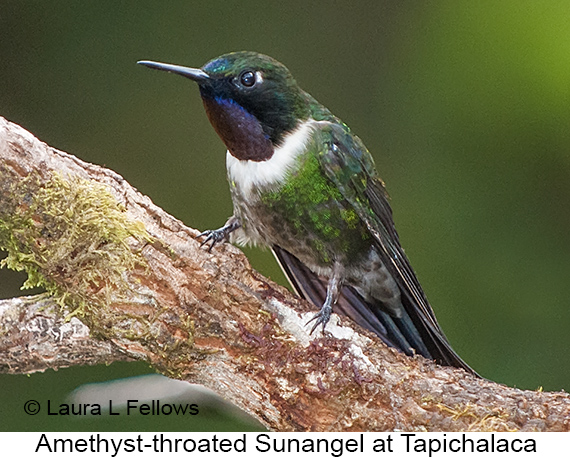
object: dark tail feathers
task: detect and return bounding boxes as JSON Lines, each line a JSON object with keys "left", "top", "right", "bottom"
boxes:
{"left": 272, "top": 246, "right": 478, "bottom": 376}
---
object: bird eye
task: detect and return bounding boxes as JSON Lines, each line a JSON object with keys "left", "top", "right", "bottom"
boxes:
{"left": 239, "top": 71, "right": 256, "bottom": 87}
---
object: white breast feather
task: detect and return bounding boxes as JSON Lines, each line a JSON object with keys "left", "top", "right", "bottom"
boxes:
{"left": 226, "top": 120, "right": 315, "bottom": 198}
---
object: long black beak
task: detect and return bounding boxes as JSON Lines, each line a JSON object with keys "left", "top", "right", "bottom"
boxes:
{"left": 137, "top": 60, "right": 209, "bottom": 82}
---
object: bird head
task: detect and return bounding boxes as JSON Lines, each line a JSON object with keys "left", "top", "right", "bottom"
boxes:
{"left": 138, "top": 52, "right": 311, "bottom": 161}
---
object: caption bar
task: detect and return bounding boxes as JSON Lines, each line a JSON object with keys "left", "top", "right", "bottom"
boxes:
{"left": 11, "top": 431, "right": 563, "bottom": 456}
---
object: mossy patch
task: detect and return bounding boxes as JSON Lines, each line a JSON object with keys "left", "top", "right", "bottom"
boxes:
{"left": 0, "top": 171, "right": 152, "bottom": 319}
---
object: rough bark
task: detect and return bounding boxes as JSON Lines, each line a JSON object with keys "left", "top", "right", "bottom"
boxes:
{"left": 0, "top": 117, "right": 568, "bottom": 432}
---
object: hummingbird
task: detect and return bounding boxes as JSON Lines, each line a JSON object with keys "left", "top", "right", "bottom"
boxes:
{"left": 138, "top": 52, "right": 476, "bottom": 374}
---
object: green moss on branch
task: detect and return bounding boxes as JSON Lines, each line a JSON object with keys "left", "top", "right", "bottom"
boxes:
{"left": 0, "top": 171, "right": 152, "bottom": 319}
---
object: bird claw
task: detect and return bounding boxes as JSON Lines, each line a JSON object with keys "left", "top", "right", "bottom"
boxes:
{"left": 307, "top": 306, "right": 332, "bottom": 335}
{"left": 197, "top": 228, "right": 227, "bottom": 252}
{"left": 197, "top": 218, "right": 241, "bottom": 253}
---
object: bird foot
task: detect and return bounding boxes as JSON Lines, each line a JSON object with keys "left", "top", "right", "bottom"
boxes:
{"left": 197, "top": 217, "right": 241, "bottom": 252}
{"left": 307, "top": 305, "right": 332, "bottom": 335}
{"left": 197, "top": 228, "right": 229, "bottom": 252}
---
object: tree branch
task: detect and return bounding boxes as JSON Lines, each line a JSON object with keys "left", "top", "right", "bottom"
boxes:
{"left": 0, "top": 117, "right": 568, "bottom": 431}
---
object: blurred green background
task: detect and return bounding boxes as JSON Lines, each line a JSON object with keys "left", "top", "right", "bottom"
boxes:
{"left": 2, "top": 0, "right": 570, "bottom": 431}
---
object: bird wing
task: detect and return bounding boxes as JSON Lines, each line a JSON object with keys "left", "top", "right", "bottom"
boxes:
{"left": 273, "top": 121, "right": 476, "bottom": 375}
